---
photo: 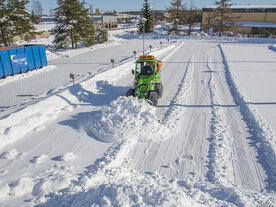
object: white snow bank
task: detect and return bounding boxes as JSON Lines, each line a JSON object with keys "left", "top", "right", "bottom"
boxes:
{"left": 0, "top": 180, "right": 10, "bottom": 198}
{"left": 39, "top": 167, "right": 206, "bottom": 207}
{"left": 33, "top": 174, "right": 77, "bottom": 197}
{"left": 9, "top": 177, "right": 34, "bottom": 197}
{"left": 88, "top": 96, "right": 171, "bottom": 143}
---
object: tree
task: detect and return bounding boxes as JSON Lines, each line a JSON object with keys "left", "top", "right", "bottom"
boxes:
{"left": 138, "top": 0, "right": 154, "bottom": 34}
{"left": 94, "top": 21, "right": 108, "bottom": 43}
{"left": 52, "top": 0, "right": 95, "bottom": 49}
{"left": 212, "top": 0, "right": 238, "bottom": 36}
{"left": 185, "top": 0, "right": 200, "bottom": 36}
{"left": 32, "top": 0, "right": 42, "bottom": 23}
{"left": 167, "top": 0, "right": 186, "bottom": 35}
{"left": 0, "top": 0, "right": 9, "bottom": 46}
{"left": 0, "top": 0, "right": 34, "bottom": 46}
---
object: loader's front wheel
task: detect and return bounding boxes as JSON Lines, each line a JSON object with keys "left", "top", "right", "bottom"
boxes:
{"left": 156, "top": 83, "right": 163, "bottom": 99}
{"left": 148, "top": 91, "right": 158, "bottom": 106}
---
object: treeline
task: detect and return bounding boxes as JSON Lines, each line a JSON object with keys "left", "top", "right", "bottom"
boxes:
{"left": 139, "top": 0, "right": 237, "bottom": 36}
{"left": 138, "top": 0, "right": 201, "bottom": 35}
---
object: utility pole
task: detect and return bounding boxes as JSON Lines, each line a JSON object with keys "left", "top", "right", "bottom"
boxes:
{"left": 89, "top": 3, "right": 94, "bottom": 16}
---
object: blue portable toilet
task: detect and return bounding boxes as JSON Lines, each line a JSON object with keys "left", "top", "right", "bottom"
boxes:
{"left": 0, "top": 44, "right": 48, "bottom": 78}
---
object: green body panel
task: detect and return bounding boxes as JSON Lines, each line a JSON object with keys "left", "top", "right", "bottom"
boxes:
{"left": 133, "top": 57, "right": 162, "bottom": 99}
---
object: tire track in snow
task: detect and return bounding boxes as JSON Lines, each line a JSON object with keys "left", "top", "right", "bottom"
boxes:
{"left": 219, "top": 45, "right": 276, "bottom": 191}
{"left": 204, "top": 53, "right": 246, "bottom": 206}
{"left": 161, "top": 55, "right": 193, "bottom": 125}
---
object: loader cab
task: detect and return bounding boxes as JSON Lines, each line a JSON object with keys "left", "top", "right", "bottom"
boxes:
{"left": 136, "top": 61, "right": 155, "bottom": 76}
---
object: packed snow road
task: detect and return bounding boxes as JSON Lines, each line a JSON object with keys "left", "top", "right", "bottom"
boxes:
{"left": 0, "top": 37, "right": 276, "bottom": 206}
{"left": 131, "top": 41, "right": 266, "bottom": 196}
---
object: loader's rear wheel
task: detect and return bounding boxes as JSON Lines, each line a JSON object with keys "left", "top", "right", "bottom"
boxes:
{"left": 126, "top": 89, "right": 135, "bottom": 97}
{"left": 156, "top": 83, "right": 163, "bottom": 99}
{"left": 148, "top": 91, "right": 158, "bottom": 106}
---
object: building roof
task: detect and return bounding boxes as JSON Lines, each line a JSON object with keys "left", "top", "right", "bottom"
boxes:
{"left": 235, "top": 21, "right": 276, "bottom": 28}
{"left": 205, "top": 5, "right": 276, "bottom": 9}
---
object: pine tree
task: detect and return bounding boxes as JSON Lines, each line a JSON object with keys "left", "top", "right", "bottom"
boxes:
{"left": 94, "top": 21, "right": 108, "bottom": 44}
{"left": 8, "top": 0, "right": 34, "bottom": 38}
{"left": 138, "top": 0, "right": 154, "bottom": 34}
{"left": 0, "top": 0, "right": 9, "bottom": 46}
{"left": 212, "top": 0, "right": 238, "bottom": 36}
{"left": 167, "top": 0, "right": 186, "bottom": 35}
{"left": 52, "top": 0, "right": 95, "bottom": 49}
{"left": 0, "top": 0, "right": 33, "bottom": 46}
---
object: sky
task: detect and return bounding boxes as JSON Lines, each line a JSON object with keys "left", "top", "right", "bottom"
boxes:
{"left": 28, "top": 0, "right": 276, "bottom": 15}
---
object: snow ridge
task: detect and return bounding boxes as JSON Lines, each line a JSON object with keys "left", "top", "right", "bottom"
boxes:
{"left": 219, "top": 44, "right": 276, "bottom": 191}
{"left": 162, "top": 55, "right": 194, "bottom": 129}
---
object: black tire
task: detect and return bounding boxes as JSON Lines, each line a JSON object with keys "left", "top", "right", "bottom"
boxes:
{"left": 126, "top": 89, "right": 135, "bottom": 97}
{"left": 148, "top": 91, "right": 158, "bottom": 106}
{"left": 155, "top": 83, "right": 163, "bottom": 99}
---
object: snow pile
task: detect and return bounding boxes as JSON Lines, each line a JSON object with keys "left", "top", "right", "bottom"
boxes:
{"left": 32, "top": 169, "right": 78, "bottom": 197}
{"left": 39, "top": 167, "right": 207, "bottom": 207}
{"left": 9, "top": 177, "right": 35, "bottom": 197}
{"left": 0, "top": 180, "right": 10, "bottom": 198}
{"left": 0, "top": 149, "right": 23, "bottom": 160}
{"left": 88, "top": 96, "right": 171, "bottom": 143}
{"left": 30, "top": 154, "right": 48, "bottom": 164}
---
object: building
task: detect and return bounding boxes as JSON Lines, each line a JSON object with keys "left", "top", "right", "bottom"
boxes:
{"left": 202, "top": 5, "right": 276, "bottom": 35}
{"left": 92, "top": 15, "right": 118, "bottom": 29}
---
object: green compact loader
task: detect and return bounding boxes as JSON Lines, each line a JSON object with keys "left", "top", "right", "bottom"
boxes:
{"left": 126, "top": 55, "right": 163, "bottom": 106}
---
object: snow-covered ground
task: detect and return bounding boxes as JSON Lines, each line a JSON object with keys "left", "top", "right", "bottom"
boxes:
{"left": 0, "top": 25, "right": 276, "bottom": 206}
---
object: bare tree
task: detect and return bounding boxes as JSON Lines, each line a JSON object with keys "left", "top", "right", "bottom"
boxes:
{"left": 32, "top": 0, "right": 42, "bottom": 22}
{"left": 167, "top": 0, "right": 186, "bottom": 35}
{"left": 212, "top": 0, "right": 239, "bottom": 36}
{"left": 185, "top": 0, "right": 200, "bottom": 36}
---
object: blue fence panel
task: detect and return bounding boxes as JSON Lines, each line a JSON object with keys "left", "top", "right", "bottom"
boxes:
{"left": 25, "top": 47, "right": 35, "bottom": 70}
{"left": 39, "top": 45, "right": 48, "bottom": 67}
{"left": 17, "top": 47, "right": 28, "bottom": 72}
{"left": 0, "top": 50, "right": 13, "bottom": 77}
{"left": 32, "top": 46, "right": 42, "bottom": 69}
{"left": 0, "top": 44, "right": 47, "bottom": 79}
{"left": 8, "top": 49, "right": 20, "bottom": 74}
{"left": 0, "top": 54, "right": 4, "bottom": 78}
